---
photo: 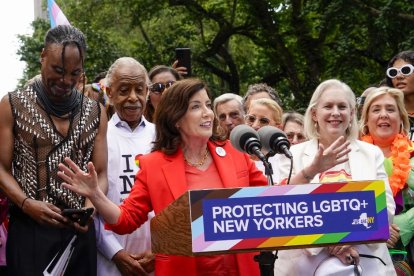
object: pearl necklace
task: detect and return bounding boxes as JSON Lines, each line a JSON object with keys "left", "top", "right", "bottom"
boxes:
{"left": 184, "top": 149, "right": 209, "bottom": 167}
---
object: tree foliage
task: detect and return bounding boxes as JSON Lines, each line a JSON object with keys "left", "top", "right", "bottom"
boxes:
{"left": 16, "top": 0, "right": 414, "bottom": 111}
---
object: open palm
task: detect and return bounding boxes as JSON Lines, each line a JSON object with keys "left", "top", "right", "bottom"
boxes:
{"left": 58, "top": 157, "right": 99, "bottom": 198}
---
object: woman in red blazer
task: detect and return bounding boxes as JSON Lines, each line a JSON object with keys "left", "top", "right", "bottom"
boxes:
{"left": 59, "top": 78, "right": 267, "bottom": 276}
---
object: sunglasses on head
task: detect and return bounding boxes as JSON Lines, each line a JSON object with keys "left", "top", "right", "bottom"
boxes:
{"left": 149, "top": 81, "right": 175, "bottom": 94}
{"left": 245, "top": 114, "right": 271, "bottom": 126}
{"left": 386, "top": 64, "right": 414, "bottom": 78}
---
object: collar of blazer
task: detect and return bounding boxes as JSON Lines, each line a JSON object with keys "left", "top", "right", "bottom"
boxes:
{"left": 160, "top": 140, "right": 239, "bottom": 199}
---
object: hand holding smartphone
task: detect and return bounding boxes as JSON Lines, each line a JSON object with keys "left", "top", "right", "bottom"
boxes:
{"left": 175, "top": 48, "right": 192, "bottom": 77}
{"left": 62, "top": 207, "right": 94, "bottom": 226}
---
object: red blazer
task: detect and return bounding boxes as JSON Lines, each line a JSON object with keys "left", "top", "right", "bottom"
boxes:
{"left": 107, "top": 140, "right": 267, "bottom": 276}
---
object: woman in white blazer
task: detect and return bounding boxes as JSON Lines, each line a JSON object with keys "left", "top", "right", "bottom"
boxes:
{"left": 275, "top": 79, "right": 396, "bottom": 275}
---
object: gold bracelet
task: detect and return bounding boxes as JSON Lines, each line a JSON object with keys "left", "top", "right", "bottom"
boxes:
{"left": 301, "top": 168, "right": 313, "bottom": 182}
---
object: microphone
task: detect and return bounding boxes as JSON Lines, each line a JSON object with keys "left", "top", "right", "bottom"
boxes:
{"left": 257, "top": 126, "right": 293, "bottom": 159}
{"left": 230, "top": 124, "right": 266, "bottom": 162}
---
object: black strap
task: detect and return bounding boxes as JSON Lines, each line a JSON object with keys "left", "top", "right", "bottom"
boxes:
{"left": 359, "top": 253, "right": 387, "bottom": 266}
{"left": 353, "top": 260, "right": 361, "bottom": 276}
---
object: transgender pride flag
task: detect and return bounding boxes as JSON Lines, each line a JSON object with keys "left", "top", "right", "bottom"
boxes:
{"left": 48, "top": 0, "right": 71, "bottom": 28}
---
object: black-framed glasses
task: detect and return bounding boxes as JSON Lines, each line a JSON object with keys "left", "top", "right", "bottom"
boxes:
{"left": 244, "top": 114, "right": 271, "bottom": 126}
{"left": 386, "top": 64, "right": 414, "bottom": 79}
{"left": 149, "top": 80, "right": 175, "bottom": 94}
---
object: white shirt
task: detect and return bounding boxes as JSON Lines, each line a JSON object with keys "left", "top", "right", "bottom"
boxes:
{"left": 255, "top": 155, "right": 282, "bottom": 184}
{"left": 95, "top": 113, "right": 156, "bottom": 276}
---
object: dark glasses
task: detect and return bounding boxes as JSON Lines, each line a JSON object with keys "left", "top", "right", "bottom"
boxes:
{"left": 245, "top": 114, "right": 271, "bottom": 126}
{"left": 149, "top": 81, "right": 175, "bottom": 94}
{"left": 386, "top": 64, "right": 414, "bottom": 78}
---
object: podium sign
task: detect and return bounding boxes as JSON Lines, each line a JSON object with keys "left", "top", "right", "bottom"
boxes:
{"left": 190, "top": 180, "right": 389, "bottom": 254}
{"left": 151, "top": 180, "right": 389, "bottom": 256}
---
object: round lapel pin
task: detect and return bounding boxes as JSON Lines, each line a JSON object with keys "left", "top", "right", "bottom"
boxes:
{"left": 215, "top": 147, "right": 226, "bottom": 157}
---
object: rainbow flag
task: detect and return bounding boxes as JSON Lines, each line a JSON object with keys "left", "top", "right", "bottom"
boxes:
{"left": 48, "top": 0, "right": 70, "bottom": 28}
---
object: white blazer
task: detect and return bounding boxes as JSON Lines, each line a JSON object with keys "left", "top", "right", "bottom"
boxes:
{"left": 275, "top": 139, "right": 396, "bottom": 276}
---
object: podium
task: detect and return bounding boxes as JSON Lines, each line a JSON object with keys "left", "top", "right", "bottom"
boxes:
{"left": 151, "top": 180, "right": 390, "bottom": 256}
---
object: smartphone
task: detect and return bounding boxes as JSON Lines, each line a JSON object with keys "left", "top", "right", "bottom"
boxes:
{"left": 62, "top": 207, "right": 94, "bottom": 226}
{"left": 175, "top": 48, "right": 192, "bottom": 77}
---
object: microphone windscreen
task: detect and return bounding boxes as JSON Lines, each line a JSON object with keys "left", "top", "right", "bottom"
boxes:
{"left": 230, "top": 124, "right": 260, "bottom": 153}
{"left": 257, "top": 125, "right": 288, "bottom": 152}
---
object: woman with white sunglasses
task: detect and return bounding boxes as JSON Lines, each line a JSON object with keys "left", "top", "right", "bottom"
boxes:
{"left": 386, "top": 51, "right": 414, "bottom": 141}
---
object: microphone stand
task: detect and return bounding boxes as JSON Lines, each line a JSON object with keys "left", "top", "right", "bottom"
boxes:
{"left": 254, "top": 151, "right": 277, "bottom": 276}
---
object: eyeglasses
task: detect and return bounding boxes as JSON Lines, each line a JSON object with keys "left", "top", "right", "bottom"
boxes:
{"left": 245, "top": 114, "right": 271, "bottom": 126}
{"left": 218, "top": 112, "right": 242, "bottom": 121}
{"left": 149, "top": 81, "right": 175, "bottom": 94}
{"left": 386, "top": 64, "right": 414, "bottom": 78}
{"left": 286, "top": 132, "right": 306, "bottom": 142}
{"left": 389, "top": 249, "right": 407, "bottom": 262}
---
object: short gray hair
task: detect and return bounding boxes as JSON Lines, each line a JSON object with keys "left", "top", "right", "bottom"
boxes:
{"left": 105, "top": 57, "right": 148, "bottom": 87}
{"left": 213, "top": 93, "right": 244, "bottom": 115}
{"left": 282, "top": 111, "right": 304, "bottom": 128}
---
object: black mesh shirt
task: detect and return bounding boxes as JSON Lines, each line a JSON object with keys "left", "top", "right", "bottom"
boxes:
{"left": 9, "top": 86, "right": 101, "bottom": 209}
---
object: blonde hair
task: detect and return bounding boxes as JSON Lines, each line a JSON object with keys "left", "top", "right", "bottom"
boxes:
{"left": 249, "top": 98, "right": 283, "bottom": 126}
{"left": 359, "top": 87, "right": 409, "bottom": 135}
{"left": 304, "top": 79, "right": 358, "bottom": 140}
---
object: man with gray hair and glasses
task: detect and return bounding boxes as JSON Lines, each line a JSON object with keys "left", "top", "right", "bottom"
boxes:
{"left": 213, "top": 93, "right": 245, "bottom": 138}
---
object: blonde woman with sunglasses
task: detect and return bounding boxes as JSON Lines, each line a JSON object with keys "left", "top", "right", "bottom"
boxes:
{"left": 245, "top": 98, "right": 284, "bottom": 183}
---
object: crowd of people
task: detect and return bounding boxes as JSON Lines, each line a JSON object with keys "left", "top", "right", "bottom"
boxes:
{"left": 0, "top": 24, "right": 413, "bottom": 275}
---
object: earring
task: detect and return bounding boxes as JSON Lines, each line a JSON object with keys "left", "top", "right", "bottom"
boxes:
{"left": 400, "top": 122, "right": 404, "bottom": 134}
{"left": 361, "top": 124, "right": 368, "bottom": 135}
{"left": 314, "top": 122, "right": 318, "bottom": 130}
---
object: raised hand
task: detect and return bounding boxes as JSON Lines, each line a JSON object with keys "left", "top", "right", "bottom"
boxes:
{"left": 58, "top": 157, "right": 99, "bottom": 198}
{"left": 308, "top": 136, "right": 351, "bottom": 176}
{"left": 171, "top": 60, "right": 188, "bottom": 77}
